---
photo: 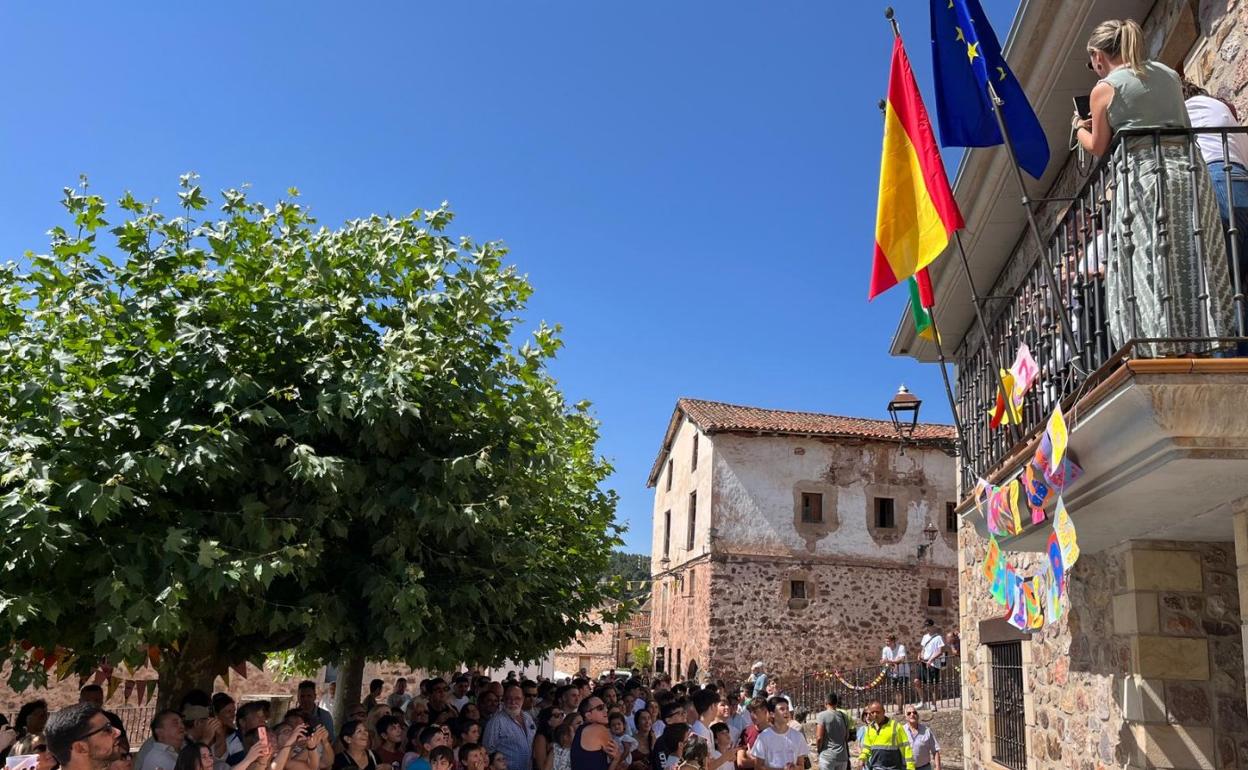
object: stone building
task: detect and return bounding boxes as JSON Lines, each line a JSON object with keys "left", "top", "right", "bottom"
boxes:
{"left": 552, "top": 599, "right": 651, "bottom": 678}
{"left": 889, "top": 1, "right": 1248, "bottom": 768}
{"left": 645, "top": 398, "right": 958, "bottom": 684}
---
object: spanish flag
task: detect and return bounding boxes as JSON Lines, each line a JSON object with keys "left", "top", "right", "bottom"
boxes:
{"left": 869, "top": 37, "right": 964, "bottom": 300}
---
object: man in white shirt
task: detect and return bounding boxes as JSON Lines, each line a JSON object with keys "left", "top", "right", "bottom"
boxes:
{"left": 747, "top": 697, "right": 809, "bottom": 770}
{"left": 915, "top": 621, "right": 946, "bottom": 712}
{"left": 1185, "top": 92, "right": 1248, "bottom": 170}
{"left": 880, "top": 634, "right": 909, "bottom": 716}
{"left": 690, "top": 689, "right": 717, "bottom": 742}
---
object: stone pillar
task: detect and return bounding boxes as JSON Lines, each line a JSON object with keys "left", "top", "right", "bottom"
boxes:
{"left": 1236, "top": 510, "right": 1248, "bottom": 708}
{"left": 1113, "top": 544, "right": 1218, "bottom": 769}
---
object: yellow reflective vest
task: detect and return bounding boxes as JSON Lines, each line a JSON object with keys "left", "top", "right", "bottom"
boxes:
{"left": 858, "top": 719, "right": 914, "bottom": 770}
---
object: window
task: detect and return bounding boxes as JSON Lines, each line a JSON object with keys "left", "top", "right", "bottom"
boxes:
{"left": 875, "top": 497, "right": 895, "bottom": 528}
{"left": 989, "top": 642, "right": 1027, "bottom": 770}
{"left": 800, "top": 492, "right": 823, "bottom": 523}
{"left": 687, "top": 492, "right": 697, "bottom": 549}
{"left": 946, "top": 502, "right": 957, "bottom": 533}
{"left": 666, "top": 459, "right": 673, "bottom": 492}
{"left": 663, "top": 510, "right": 671, "bottom": 557}
{"left": 687, "top": 569, "right": 696, "bottom": 596}
{"left": 691, "top": 433, "right": 699, "bottom": 471}
{"left": 655, "top": 646, "right": 666, "bottom": 673}
{"left": 928, "top": 588, "right": 944, "bottom": 607}
{"left": 675, "top": 649, "right": 682, "bottom": 680}
{"left": 790, "top": 580, "right": 807, "bottom": 600}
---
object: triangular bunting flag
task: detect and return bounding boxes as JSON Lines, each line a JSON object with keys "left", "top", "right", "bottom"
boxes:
{"left": 54, "top": 656, "right": 74, "bottom": 682}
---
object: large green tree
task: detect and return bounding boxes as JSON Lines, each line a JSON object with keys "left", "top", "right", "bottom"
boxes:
{"left": 0, "top": 177, "right": 626, "bottom": 705}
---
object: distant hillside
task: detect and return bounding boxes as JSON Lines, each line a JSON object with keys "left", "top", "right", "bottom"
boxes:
{"left": 605, "top": 551, "right": 650, "bottom": 599}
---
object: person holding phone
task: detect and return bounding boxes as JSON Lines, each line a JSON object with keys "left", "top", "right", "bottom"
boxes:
{"left": 1074, "top": 18, "right": 1234, "bottom": 357}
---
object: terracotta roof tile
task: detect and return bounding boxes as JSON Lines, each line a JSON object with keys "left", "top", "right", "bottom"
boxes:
{"left": 647, "top": 398, "right": 955, "bottom": 487}
{"left": 678, "top": 397, "right": 956, "bottom": 442}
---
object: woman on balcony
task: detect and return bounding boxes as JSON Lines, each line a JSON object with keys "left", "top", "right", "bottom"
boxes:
{"left": 1074, "top": 19, "right": 1234, "bottom": 357}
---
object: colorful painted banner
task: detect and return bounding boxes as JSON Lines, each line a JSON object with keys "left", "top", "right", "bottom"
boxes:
{"left": 1055, "top": 498, "right": 1080, "bottom": 570}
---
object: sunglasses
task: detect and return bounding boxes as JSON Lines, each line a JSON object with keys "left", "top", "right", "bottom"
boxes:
{"left": 78, "top": 722, "right": 118, "bottom": 741}
{"left": 904, "top": 712, "right": 918, "bottom": 716}
{"left": 588, "top": 704, "right": 606, "bottom": 713}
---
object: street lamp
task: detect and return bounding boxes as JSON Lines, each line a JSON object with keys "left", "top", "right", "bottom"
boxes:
{"left": 887, "top": 384, "right": 922, "bottom": 454}
{"left": 917, "top": 519, "right": 939, "bottom": 559}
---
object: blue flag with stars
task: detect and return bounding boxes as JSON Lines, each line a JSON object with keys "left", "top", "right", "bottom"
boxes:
{"left": 929, "top": 0, "right": 1049, "bottom": 179}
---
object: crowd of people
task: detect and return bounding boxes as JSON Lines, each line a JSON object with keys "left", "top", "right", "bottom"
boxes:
{"left": 0, "top": 658, "right": 950, "bottom": 770}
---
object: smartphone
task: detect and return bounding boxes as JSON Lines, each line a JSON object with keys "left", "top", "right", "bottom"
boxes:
{"left": 1073, "top": 95, "right": 1091, "bottom": 120}
{"left": 257, "top": 726, "right": 268, "bottom": 746}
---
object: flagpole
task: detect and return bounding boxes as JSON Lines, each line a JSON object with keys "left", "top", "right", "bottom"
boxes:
{"left": 874, "top": 91, "right": 969, "bottom": 464}
{"left": 884, "top": 7, "right": 1023, "bottom": 457}
{"left": 922, "top": 297, "right": 973, "bottom": 467}
{"left": 985, "top": 80, "right": 1087, "bottom": 382}
{"left": 952, "top": 230, "right": 1024, "bottom": 446}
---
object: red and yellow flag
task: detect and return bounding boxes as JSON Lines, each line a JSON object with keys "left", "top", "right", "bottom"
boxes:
{"left": 869, "top": 37, "right": 964, "bottom": 300}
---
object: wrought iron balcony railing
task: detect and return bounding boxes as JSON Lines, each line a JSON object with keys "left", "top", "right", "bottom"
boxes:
{"left": 956, "top": 126, "right": 1248, "bottom": 489}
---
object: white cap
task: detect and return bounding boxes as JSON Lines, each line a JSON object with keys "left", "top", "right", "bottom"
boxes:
{"left": 751, "top": 661, "right": 764, "bottom": 670}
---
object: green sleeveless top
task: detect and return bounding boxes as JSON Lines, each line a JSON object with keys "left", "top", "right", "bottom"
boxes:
{"left": 1102, "top": 61, "right": 1190, "bottom": 132}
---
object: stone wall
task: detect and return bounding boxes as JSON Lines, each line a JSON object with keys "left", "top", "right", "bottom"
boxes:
{"left": 553, "top": 606, "right": 618, "bottom": 677}
{"left": 958, "top": 529, "right": 1246, "bottom": 769}
{"left": 653, "top": 558, "right": 712, "bottom": 680}
{"left": 651, "top": 419, "right": 713, "bottom": 575}
{"left": 651, "top": 427, "right": 959, "bottom": 685}
{"left": 650, "top": 430, "right": 959, "bottom": 685}
{"left": 701, "top": 553, "right": 958, "bottom": 683}
{"left": 0, "top": 661, "right": 422, "bottom": 720}
{"left": 710, "top": 436, "right": 958, "bottom": 566}
{"left": 1161, "top": 0, "right": 1248, "bottom": 118}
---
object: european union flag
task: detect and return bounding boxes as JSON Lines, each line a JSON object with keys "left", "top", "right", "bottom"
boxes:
{"left": 929, "top": 0, "right": 1049, "bottom": 179}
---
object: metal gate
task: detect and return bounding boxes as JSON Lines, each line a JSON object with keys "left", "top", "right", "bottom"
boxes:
{"left": 989, "top": 641, "right": 1027, "bottom": 770}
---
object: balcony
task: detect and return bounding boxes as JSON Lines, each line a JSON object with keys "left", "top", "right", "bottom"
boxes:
{"left": 957, "top": 126, "right": 1248, "bottom": 552}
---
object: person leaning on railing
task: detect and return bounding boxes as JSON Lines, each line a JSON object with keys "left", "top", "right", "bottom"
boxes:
{"left": 1074, "top": 18, "right": 1235, "bottom": 358}
{"left": 1184, "top": 79, "right": 1248, "bottom": 352}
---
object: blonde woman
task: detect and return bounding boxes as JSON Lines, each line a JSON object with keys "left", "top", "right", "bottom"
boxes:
{"left": 1074, "top": 18, "right": 1233, "bottom": 356}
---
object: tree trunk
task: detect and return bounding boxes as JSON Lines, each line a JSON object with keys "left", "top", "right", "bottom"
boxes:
{"left": 332, "top": 654, "right": 366, "bottom": 730}
{"left": 156, "top": 630, "right": 222, "bottom": 711}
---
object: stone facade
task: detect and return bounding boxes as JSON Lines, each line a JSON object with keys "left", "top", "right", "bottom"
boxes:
{"left": 551, "top": 600, "right": 651, "bottom": 678}
{"left": 959, "top": 533, "right": 1246, "bottom": 769}
{"left": 946, "top": 1, "right": 1248, "bottom": 768}
{"left": 554, "top": 606, "right": 618, "bottom": 678}
{"left": 647, "top": 399, "right": 959, "bottom": 684}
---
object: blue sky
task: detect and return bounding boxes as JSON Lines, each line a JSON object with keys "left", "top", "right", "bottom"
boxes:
{"left": 0, "top": 1, "right": 1019, "bottom": 554}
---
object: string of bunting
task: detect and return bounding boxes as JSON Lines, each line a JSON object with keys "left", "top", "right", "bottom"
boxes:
{"left": 807, "top": 667, "right": 890, "bottom": 690}
{"left": 10, "top": 643, "right": 252, "bottom": 705}
{"left": 970, "top": 343, "right": 1084, "bottom": 631}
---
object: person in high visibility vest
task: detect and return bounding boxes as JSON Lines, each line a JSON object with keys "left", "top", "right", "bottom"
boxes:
{"left": 856, "top": 702, "right": 913, "bottom": 770}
